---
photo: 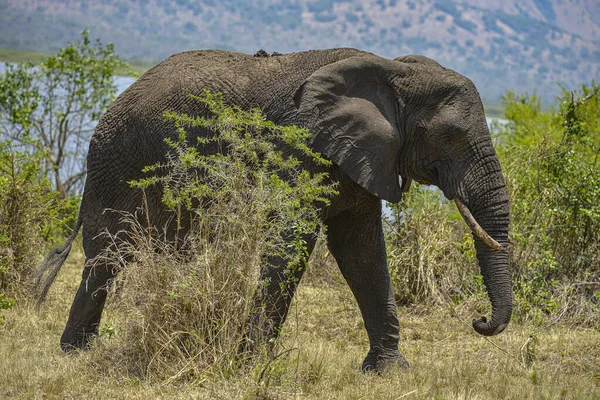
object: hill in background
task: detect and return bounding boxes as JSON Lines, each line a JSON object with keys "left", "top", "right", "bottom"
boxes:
{"left": 1, "top": 0, "right": 599, "bottom": 105}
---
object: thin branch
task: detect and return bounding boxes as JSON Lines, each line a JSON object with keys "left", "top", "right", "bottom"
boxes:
{"left": 519, "top": 336, "right": 534, "bottom": 367}
{"left": 256, "top": 347, "right": 298, "bottom": 386}
{"left": 543, "top": 305, "right": 569, "bottom": 330}
{"left": 578, "top": 88, "right": 599, "bottom": 105}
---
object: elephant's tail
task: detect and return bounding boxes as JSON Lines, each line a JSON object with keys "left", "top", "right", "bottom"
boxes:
{"left": 35, "top": 214, "right": 83, "bottom": 306}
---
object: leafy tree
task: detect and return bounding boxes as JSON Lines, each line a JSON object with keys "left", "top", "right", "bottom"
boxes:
{"left": 0, "top": 30, "right": 129, "bottom": 300}
{"left": 0, "top": 30, "right": 131, "bottom": 197}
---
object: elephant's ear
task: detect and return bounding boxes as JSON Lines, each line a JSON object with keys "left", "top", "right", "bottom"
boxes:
{"left": 294, "top": 56, "right": 404, "bottom": 203}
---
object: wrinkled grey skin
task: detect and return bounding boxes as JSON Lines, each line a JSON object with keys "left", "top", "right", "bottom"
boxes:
{"left": 39, "top": 48, "right": 511, "bottom": 372}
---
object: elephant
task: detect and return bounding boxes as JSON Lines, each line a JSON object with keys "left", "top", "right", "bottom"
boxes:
{"left": 36, "top": 48, "right": 511, "bottom": 372}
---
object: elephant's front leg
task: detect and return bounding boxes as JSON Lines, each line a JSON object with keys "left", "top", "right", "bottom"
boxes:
{"left": 243, "top": 234, "right": 317, "bottom": 352}
{"left": 325, "top": 199, "right": 408, "bottom": 372}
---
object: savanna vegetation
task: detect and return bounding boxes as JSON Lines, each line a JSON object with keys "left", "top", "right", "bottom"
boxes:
{"left": 0, "top": 34, "right": 598, "bottom": 399}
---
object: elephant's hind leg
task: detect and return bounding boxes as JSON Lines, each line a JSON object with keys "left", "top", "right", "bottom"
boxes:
{"left": 242, "top": 234, "right": 317, "bottom": 352}
{"left": 60, "top": 257, "right": 117, "bottom": 352}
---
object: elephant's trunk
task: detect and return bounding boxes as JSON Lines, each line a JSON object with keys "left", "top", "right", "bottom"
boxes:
{"left": 471, "top": 236, "right": 511, "bottom": 336}
{"left": 460, "top": 170, "right": 512, "bottom": 337}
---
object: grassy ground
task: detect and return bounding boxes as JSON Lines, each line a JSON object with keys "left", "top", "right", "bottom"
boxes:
{"left": 0, "top": 47, "right": 52, "bottom": 65}
{"left": 0, "top": 246, "right": 598, "bottom": 399}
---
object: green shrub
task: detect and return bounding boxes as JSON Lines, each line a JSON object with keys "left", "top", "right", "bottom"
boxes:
{"left": 0, "top": 292, "right": 15, "bottom": 323}
{"left": 496, "top": 83, "right": 600, "bottom": 323}
{"left": 92, "top": 91, "right": 336, "bottom": 381}
{"left": 0, "top": 141, "right": 76, "bottom": 299}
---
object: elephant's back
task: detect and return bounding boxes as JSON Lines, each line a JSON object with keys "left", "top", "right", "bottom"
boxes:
{"left": 125, "top": 48, "right": 369, "bottom": 113}
{"left": 91, "top": 47, "right": 371, "bottom": 153}
{"left": 87, "top": 51, "right": 257, "bottom": 177}
{"left": 82, "top": 48, "right": 370, "bottom": 227}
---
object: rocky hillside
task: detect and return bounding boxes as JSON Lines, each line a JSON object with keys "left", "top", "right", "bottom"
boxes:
{"left": 1, "top": 0, "right": 599, "bottom": 104}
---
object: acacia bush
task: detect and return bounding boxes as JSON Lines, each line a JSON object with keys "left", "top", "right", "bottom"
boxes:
{"left": 91, "top": 92, "right": 336, "bottom": 381}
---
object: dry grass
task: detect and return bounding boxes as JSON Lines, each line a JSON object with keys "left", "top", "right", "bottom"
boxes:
{"left": 385, "top": 186, "right": 482, "bottom": 308}
{"left": 84, "top": 211, "right": 267, "bottom": 383}
{"left": 0, "top": 245, "right": 598, "bottom": 399}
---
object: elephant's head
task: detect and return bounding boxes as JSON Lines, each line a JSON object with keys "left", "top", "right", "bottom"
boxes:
{"left": 294, "top": 54, "right": 511, "bottom": 336}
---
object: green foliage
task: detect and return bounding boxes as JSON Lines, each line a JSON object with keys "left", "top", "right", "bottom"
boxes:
{"left": 132, "top": 91, "right": 335, "bottom": 263}
{"left": 0, "top": 141, "right": 77, "bottom": 298}
{"left": 0, "top": 30, "right": 121, "bottom": 298}
{"left": 95, "top": 91, "right": 337, "bottom": 381}
{"left": 0, "top": 30, "right": 131, "bottom": 196}
{"left": 496, "top": 82, "right": 600, "bottom": 323}
{"left": 0, "top": 292, "right": 14, "bottom": 324}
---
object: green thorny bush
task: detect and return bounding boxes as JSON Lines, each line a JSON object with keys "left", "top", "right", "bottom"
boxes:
{"left": 0, "top": 141, "right": 77, "bottom": 300}
{"left": 91, "top": 91, "right": 337, "bottom": 382}
{"left": 496, "top": 83, "right": 600, "bottom": 325}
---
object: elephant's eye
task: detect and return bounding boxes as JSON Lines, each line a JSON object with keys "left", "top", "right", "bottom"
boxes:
{"left": 441, "top": 133, "right": 454, "bottom": 152}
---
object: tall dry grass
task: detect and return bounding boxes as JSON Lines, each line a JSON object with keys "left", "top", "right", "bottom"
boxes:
{"left": 385, "top": 185, "right": 481, "bottom": 307}
{"left": 89, "top": 207, "right": 269, "bottom": 382}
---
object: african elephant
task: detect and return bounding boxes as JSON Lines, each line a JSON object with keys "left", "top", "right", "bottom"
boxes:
{"left": 37, "top": 48, "right": 511, "bottom": 372}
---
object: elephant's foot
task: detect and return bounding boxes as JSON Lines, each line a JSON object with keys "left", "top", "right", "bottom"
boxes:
{"left": 60, "top": 326, "right": 98, "bottom": 353}
{"left": 361, "top": 348, "right": 409, "bottom": 373}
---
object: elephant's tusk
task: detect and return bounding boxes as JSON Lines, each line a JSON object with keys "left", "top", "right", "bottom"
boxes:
{"left": 454, "top": 199, "right": 505, "bottom": 252}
